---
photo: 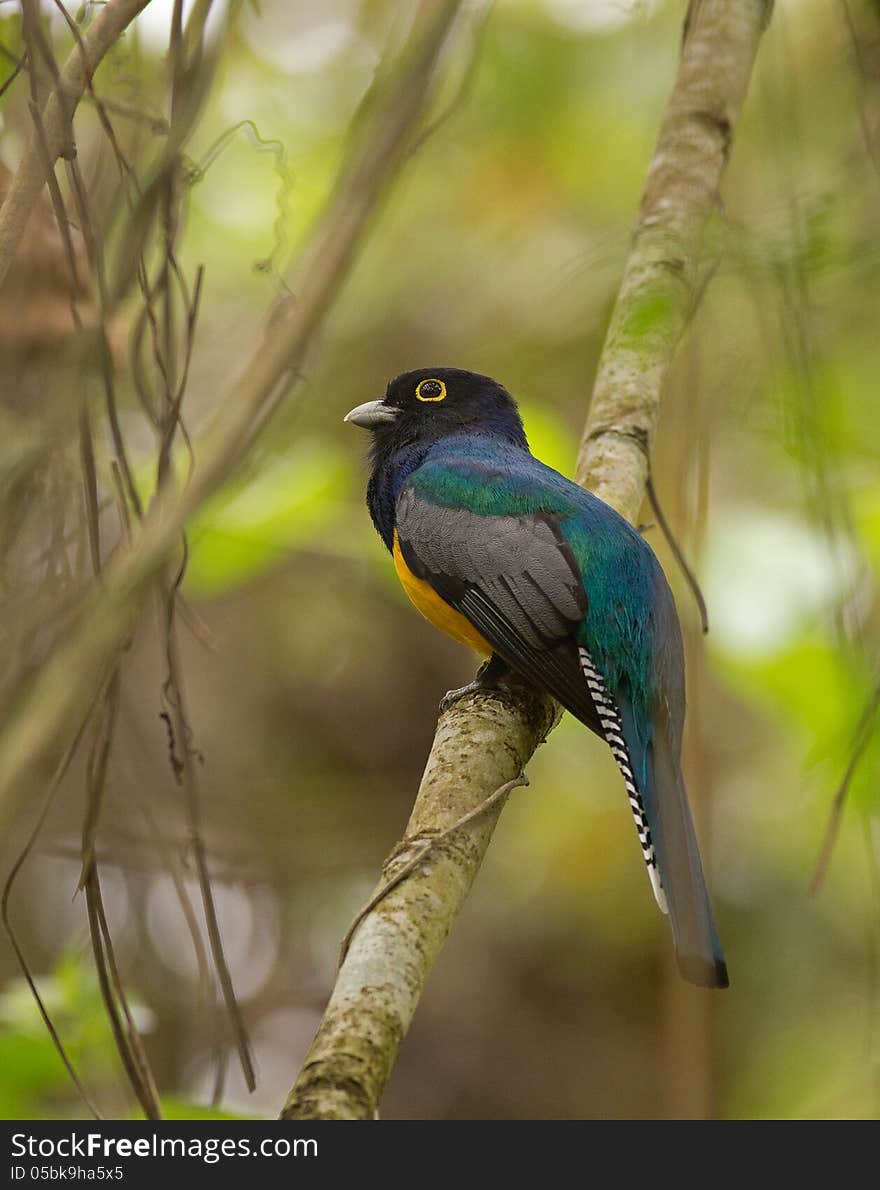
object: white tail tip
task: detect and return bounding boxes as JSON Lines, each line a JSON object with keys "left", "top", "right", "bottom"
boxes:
{"left": 649, "top": 866, "right": 668, "bottom": 915}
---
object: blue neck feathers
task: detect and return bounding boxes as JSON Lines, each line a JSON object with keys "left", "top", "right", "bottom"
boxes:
{"left": 365, "top": 404, "right": 530, "bottom": 552}
{"left": 367, "top": 441, "right": 430, "bottom": 551}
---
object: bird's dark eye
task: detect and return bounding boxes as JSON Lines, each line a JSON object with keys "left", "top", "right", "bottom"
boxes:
{"left": 415, "top": 378, "right": 446, "bottom": 403}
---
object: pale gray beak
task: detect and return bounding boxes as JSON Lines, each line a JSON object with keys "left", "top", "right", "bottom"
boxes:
{"left": 343, "top": 399, "right": 399, "bottom": 429}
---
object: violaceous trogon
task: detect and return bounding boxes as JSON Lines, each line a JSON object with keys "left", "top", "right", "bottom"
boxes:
{"left": 345, "top": 367, "right": 728, "bottom": 989}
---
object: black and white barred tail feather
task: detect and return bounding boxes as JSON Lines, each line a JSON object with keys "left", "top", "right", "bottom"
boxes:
{"left": 578, "top": 647, "right": 668, "bottom": 915}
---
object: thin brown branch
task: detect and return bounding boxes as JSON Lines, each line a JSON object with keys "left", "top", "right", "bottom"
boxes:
{"left": 157, "top": 585, "right": 256, "bottom": 1092}
{"left": 1, "top": 715, "right": 103, "bottom": 1120}
{"left": 0, "top": 0, "right": 464, "bottom": 828}
{"left": 0, "top": 46, "right": 26, "bottom": 102}
{"left": 77, "top": 403, "right": 162, "bottom": 1118}
{"left": 0, "top": 0, "right": 153, "bottom": 290}
{"left": 646, "top": 474, "right": 710, "bottom": 634}
{"left": 811, "top": 674, "right": 880, "bottom": 894}
{"left": 83, "top": 863, "right": 162, "bottom": 1119}
{"left": 0, "top": 0, "right": 467, "bottom": 1118}
{"left": 94, "top": 865, "right": 162, "bottom": 1114}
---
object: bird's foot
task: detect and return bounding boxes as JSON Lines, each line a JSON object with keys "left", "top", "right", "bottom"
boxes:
{"left": 440, "top": 655, "right": 509, "bottom": 713}
{"left": 440, "top": 679, "right": 485, "bottom": 713}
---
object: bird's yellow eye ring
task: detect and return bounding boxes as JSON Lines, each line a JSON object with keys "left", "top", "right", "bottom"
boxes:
{"left": 415, "top": 378, "right": 446, "bottom": 402}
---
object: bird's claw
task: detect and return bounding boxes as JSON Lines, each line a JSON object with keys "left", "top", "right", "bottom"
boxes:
{"left": 439, "top": 655, "right": 509, "bottom": 713}
{"left": 439, "top": 679, "right": 485, "bottom": 713}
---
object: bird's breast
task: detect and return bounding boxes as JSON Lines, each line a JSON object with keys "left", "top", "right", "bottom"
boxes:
{"left": 392, "top": 531, "right": 493, "bottom": 657}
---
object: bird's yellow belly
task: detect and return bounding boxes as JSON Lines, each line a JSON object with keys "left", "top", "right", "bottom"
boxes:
{"left": 392, "top": 531, "right": 493, "bottom": 657}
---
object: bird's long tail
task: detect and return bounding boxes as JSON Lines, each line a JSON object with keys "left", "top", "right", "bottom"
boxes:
{"left": 579, "top": 648, "right": 728, "bottom": 988}
{"left": 640, "top": 714, "right": 728, "bottom": 989}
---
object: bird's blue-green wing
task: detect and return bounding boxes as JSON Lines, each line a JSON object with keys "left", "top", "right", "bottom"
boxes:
{"left": 395, "top": 481, "right": 602, "bottom": 731}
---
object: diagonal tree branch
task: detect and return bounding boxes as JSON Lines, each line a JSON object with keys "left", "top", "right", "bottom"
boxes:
{"left": 0, "top": 0, "right": 465, "bottom": 824}
{"left": 281, "top": 0, "right": 772, "bottom": 1122}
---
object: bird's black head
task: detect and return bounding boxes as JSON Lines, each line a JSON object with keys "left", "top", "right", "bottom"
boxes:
{"left": 346, "top": 368, "right": 529, "bottom": 551}
{"left": 344, "top": 367, "right": 529, "bottom": 455}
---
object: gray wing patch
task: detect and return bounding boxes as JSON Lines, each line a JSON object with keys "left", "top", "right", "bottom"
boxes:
{"left": 396, "top": 486, "right": 586, "bottom": 649}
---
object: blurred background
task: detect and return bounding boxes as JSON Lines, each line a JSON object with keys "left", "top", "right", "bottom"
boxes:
{"left": 1, "top": 0, "right": 880, "bottom": 1120}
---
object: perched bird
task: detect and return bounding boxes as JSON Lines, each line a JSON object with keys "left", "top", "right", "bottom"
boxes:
{"left": 345, "top": 367, "right": 728, "bottom": 989}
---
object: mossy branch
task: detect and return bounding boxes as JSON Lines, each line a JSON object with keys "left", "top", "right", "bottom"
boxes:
{"left": 281, "top": 0, "right": 771, "bottom": 1122}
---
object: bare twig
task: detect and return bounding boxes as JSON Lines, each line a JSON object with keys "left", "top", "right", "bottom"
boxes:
{"left": 338, "top": 773, "right": 528, "bottom": 969}
{"left": 77, "top": 401, "right": 162, "bottom": 1119}
{"left": 157, "top": 587, "right": 256, "bottom": 1092}
{"left": 0, "top": 0, "right": 153, "bottom": 290}
{"left": 1, "top": 715, "right": 104, "bottom": 1120}
{"left": 407, "top": 0, "right": 492, "bottom": 157}
{"left": 0, "top": 0, "right": 464, "bottom": 829}
{"left": 811, "top": 674, "right": 880, "bottom": 894}
{"left": 837, "top": 0, "right": 880, "bottom": 178}
{"left": 83, "top": 863, "right": 162, "bottom": 1119}
{"left": 646, "top": 474, "right": 710, "bottom": 634}
{"left": 9, "top": 53, "right": 162, "bottom": 1114}
{"left": 0, "top": 0, "right": 466, "bottom": 1113}
{"left": 0, "top": 46, "right": 26, "bottom": 103}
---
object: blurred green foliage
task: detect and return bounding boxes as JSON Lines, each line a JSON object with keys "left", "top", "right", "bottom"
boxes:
{"left": 0, "top": 955, "right": 140, "bottom": 1119}
{"left": 186, "top": 440, "right": 351, "bottom": 595}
